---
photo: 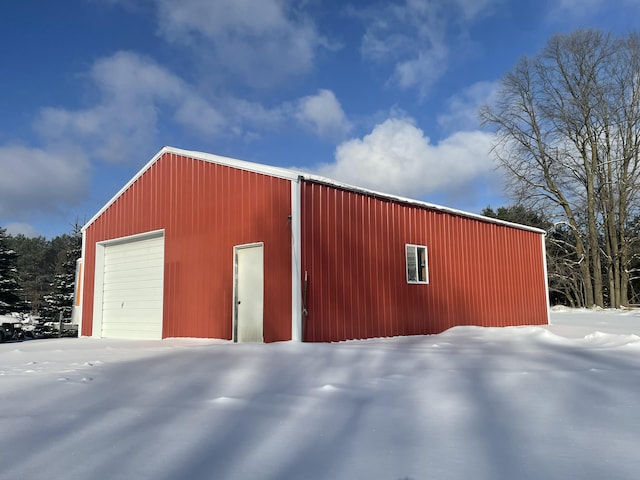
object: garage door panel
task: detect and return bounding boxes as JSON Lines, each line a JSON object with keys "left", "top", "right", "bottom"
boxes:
{"left": 101, "top": 312, "right": 160, "bottom": 323}
{"left": 102, "top": 299, "right": 158, "bottom": 314}
{"left": 102, "top": 277, "right": 163, "bottom": 292}
{"left": 102, "top": 298, "right": 163, "bottom": 309}
{"left": 104, "top": 263, "right": 162, "bottom": 274}
{"left": 102, "top": 285, "right": 161, "bottom": 299}
{"left": 102, "top": 277, "right": 163, "bottom": 288}
{"left": 104, "top": 258, "right": 163, "bottom": 270}
{"left": 102, "top": 324, "right": 161, "bottom": 339}
{"left": 104, "top": 258, "right": 163, "bottom": 272}
{"left": 102, "top": 325, "right": 160, "bottom": 336}
{"left": 103, "top": 270, "right": 163, "bottom": 281}
{"left": 101, "top": 319, "right": 160, "bottom": 330}
{"left": 100, "top": 234, "right": 164, "bottom": 340}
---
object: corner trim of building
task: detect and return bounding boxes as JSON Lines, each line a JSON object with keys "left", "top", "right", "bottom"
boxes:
{"left": 542, "top": 233, "right": 551, "bottom": 324}
{"left": 79, "top": 229, "right": 88, "bottom": 336}
{"left": 290, "top": 178, "right": 303, "bottom": 341}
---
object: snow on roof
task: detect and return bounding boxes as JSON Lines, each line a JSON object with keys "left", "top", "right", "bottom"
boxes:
{"left": 83, "top": 145, "right": 545, "bottom": 235}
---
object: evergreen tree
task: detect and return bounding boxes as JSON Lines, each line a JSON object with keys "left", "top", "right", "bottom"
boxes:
{"left": 482, "top": 204, "right": 551, "bottom": 230}
{"left": 41, "top": 224, "right": 82, "bottom": 321}
{"left": 0, "top": 228, "right": 26, "bottom": 314}
{"left": 9, "top": 234, "right": 49, "bottom": 314}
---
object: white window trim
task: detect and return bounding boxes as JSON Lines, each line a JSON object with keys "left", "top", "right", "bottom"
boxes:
{"left": 406, "top": 244, "right": 429, "bottom": 284}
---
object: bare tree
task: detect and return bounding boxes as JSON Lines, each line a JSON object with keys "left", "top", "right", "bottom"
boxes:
{"left": 482, "top": 30, "right": 640, "bottom": 307}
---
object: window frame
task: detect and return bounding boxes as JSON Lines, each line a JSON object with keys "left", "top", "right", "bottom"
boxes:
{"left": 405, "top": 244, "right": 429, "bottom": 284}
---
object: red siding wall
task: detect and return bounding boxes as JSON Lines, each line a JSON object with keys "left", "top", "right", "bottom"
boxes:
{"left": 82, "top": 153, "right": 293, "bottom": 341}
{"left": 300, "top": 181, "right": 548, "bottom": 342}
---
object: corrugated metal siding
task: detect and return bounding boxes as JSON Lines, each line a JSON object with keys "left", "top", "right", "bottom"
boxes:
{"left": 82, "top": 152, "right": 293, "bottom": 341}
{"left": 300, "top": 180, "right": 548, "bottom": 342}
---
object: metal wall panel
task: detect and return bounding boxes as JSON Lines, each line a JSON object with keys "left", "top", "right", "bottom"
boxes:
{"left": 300, "top": 180, "right": 548, "bottom": 342}
{"left": 82, "top": 153, "right": 293, "bottom": 341}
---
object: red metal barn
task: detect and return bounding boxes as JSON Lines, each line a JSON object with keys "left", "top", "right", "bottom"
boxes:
{"left": 79, "top": 146, "right": 549, "bottom": 342}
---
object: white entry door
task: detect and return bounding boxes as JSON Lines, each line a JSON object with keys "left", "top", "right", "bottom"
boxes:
{"left": 234, "top": 243, "right": 264, "bottom": 342}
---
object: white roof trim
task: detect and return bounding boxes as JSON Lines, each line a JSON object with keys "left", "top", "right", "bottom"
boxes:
{"left": 83, "top": 146, "right": 545, "bottom": 235}
{"left": 169, "top": 146, "right": 302, "bottom": 181}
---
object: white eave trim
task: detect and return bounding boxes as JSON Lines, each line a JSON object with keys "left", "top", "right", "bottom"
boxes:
{"left": 82, "top": 145, "right": 545, "bottom": 236}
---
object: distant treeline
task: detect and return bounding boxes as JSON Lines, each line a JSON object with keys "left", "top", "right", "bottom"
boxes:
{"left": 0, "top": 224, "right": 81, "bottom": 320}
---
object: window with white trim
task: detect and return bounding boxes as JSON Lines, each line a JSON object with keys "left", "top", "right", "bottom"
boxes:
{"left": 406, "top": 244, "right": 428, "bottom": 284}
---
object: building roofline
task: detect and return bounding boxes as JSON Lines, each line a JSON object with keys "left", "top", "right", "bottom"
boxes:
{"left": 298, "top": 176, "right": 546, "bottom": 234}
{"left": 83, "top": 145, "right": 546, "bottom": 235}
{"left": 82, "top": 146, "right": 301, "bottom": 232}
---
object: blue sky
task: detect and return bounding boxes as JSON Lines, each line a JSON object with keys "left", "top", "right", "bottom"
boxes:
{"left": 1, "top": 0, "right": 638, "bottom": 238}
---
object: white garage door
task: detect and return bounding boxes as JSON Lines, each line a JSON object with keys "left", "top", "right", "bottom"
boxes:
{"left": 101, "top": 234, "right": 164, "bottom": 339}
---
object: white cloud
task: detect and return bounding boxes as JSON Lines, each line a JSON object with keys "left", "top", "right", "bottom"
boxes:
{"left": 548, "top": 0, "right": 607, "bottom": 17}
{"left": 437, "top": 80, "right": 500, "bottom": 132}
{"left": 546, "top": 0, "right": 640, "bottom": 21}
{"left": 452, "top": 0, "right": 505, "bottom": 21}
{"left": 0, "top": 145, "right": 89, "bottom": 219}
{"left": 394, "top": 47, "right": 449, "bottom": 92}
{"left": 4, "top": 223, "right": 41, "bottom": 238}
{"left": 222, "top": 89, "right": 352, "bottom": 141}
{"left": 227, "top": 98, "right": 287, "bottom": 131}
{"left": 294, "top": 89, "right": 352, "bottom": 139}
{"left": 34, "top": 51, "right": 225, "bottom": 163}
{"left": 152, "top": 0, "right": 327, "bottom": 88}
{"left": 358, "top": 0, "right": 502, "bottom": 97}
{"left": 33, "top": 51, "right": 345, "bottom": 165}
{"left": 310, "top": 116, "right": 499, "bottom": 200}
{"left": 174, "top": 96, "right": 227, "bottom": 138}
{"left": 157, "top": 0, "right": 291, "bottom": 38}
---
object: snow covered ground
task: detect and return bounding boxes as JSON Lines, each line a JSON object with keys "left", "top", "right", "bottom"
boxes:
{"left": 2, "top": 309, "right": 640, "bottom": 480}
